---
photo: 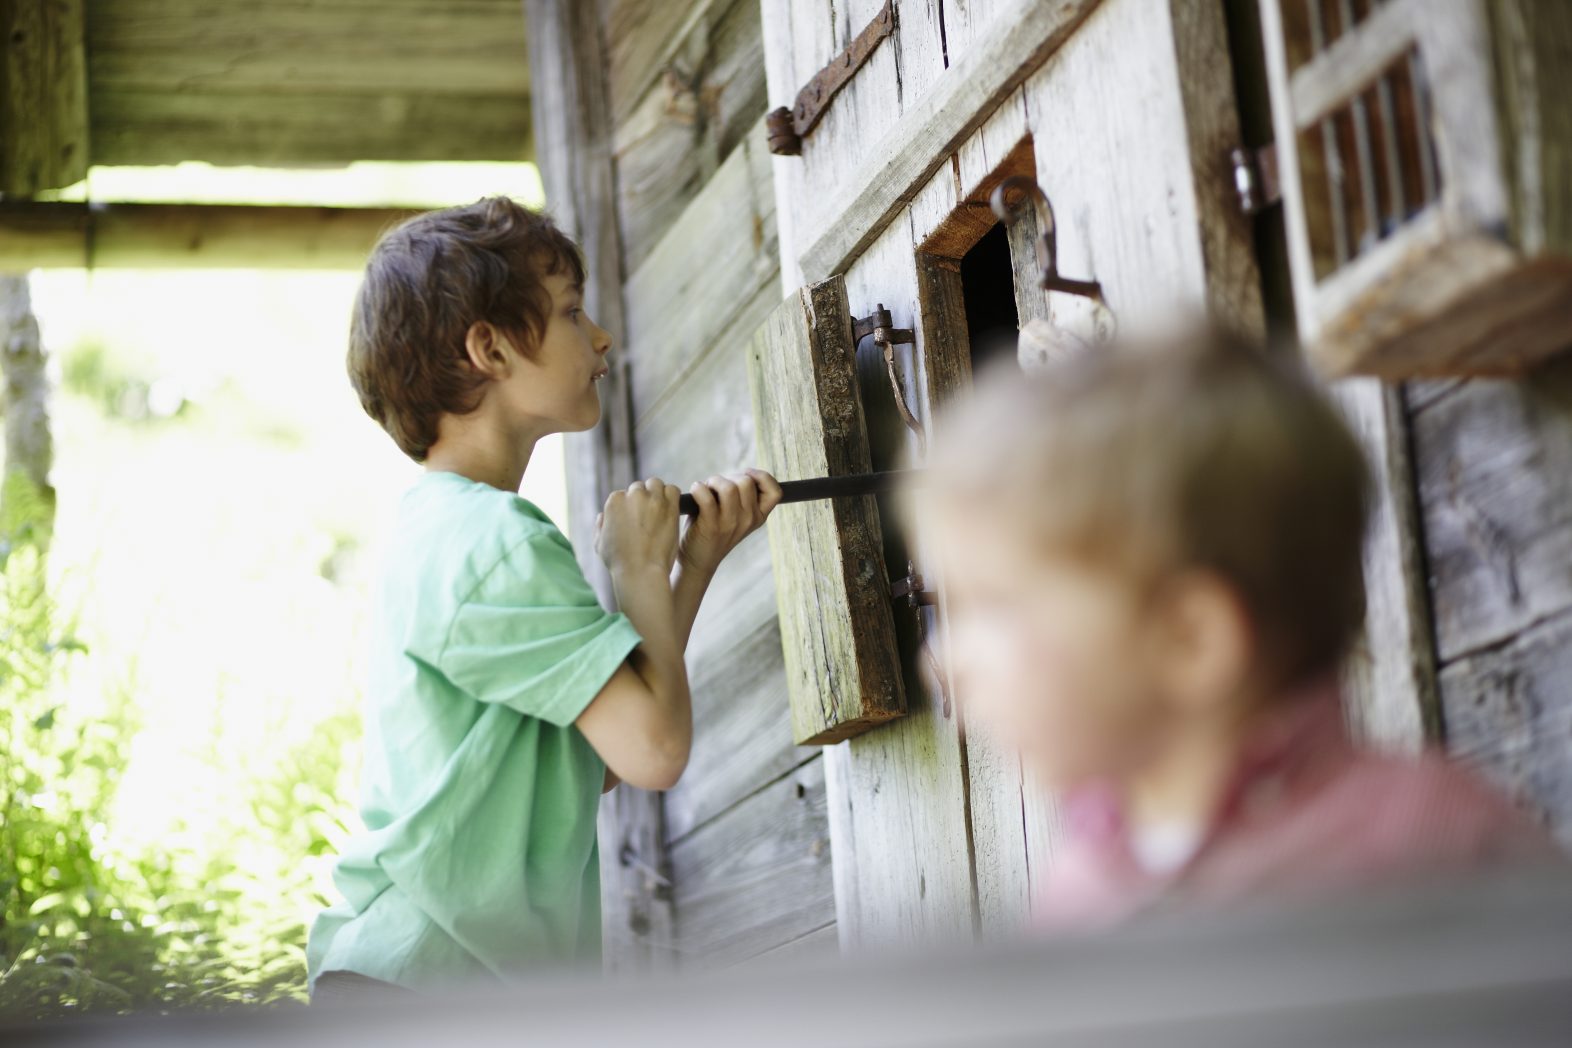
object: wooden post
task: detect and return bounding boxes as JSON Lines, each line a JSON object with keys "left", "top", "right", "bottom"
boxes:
{"left": 0, "top": 0, "right": 89, "bottom": 196}
{"left": 0, "top": 275, "right": 53, "bottom": 543}
{"left": 524, "top": 0, "right": 675, "bottom": 972}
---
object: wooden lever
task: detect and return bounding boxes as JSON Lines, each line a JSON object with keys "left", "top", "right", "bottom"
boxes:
{"left": 677, "top": 469, "right": 916, "bottom": 517}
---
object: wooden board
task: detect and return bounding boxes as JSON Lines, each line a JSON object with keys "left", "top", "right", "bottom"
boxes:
{"left": 0, "top": 0, "right": 89, "bottom": 196}
{"left": 1409, "top": 355, "right": 1572, "bottom": 663}
{"left": 667, "top": 755, "right": 835, "bottom": 967}
{"left": 1332, "top": 378, "right": 1440, "bottom": 753}
{"left": 610, "top": 0, "right": 768, "bottom": 271}
{"left": 0, "top": 201, "right": 409, "bottom": 270}
{"left": 91, "top": 89, "right": 531, "bottom": 166}
{"left": 1439, "top": 608, "right": 1572, "bottom": 849}
{"left": 747, "top": 276, "right": 906, "bottom": 745}
{"left": 624, "top": 117, "right": 778, "bottom": 422}
{"left": 828, "top": 213, "right": 979, "bottom": 950}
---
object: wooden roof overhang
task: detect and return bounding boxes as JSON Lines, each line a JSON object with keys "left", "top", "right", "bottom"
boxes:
{"left": 0, "top": 0, "right": 533, "bottom": 268}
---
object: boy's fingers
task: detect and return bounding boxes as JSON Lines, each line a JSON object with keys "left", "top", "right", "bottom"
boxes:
{"left": 746, "top": 468, "right": 784, "bottom": 514}
{"left": 706, "top": 474, "right": 739, "bottom": 510}
{"left": 729, "top": 471, "right": 759, "bottom": 521}
{"left": 688, "top": 480, "right": 718, "bottom": 514}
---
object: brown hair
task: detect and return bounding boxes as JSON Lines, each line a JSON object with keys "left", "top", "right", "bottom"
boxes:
{"left": 927, "top": 325, "right": 1371, "bottom": 691}
{"left": 347, "top": 196, "right": 585, "bottom": 461}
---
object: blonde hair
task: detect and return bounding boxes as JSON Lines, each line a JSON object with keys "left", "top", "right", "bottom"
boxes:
{"left": 925, "top": 326, "right": 1370, "bottom": 690}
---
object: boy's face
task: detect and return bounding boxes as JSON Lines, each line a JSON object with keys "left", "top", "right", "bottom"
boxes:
{"left": 496, "top": 271, "right": 612, "bottom": 436}
{"left": 930, "top": 509, "right": 1176, "bottom": 792}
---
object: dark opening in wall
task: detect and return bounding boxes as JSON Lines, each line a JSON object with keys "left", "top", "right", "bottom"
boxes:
{"left": 960, "top": 220, "right": 1021, "bottom": 372}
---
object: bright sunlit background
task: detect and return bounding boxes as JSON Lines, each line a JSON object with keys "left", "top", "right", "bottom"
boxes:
{"left": 7, "top": 161, "right": 565, "bottom": 1010}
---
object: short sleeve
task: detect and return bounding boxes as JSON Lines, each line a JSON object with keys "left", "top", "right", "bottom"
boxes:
{"left": 435, "top": 526, "right": 642, "bottom": 726}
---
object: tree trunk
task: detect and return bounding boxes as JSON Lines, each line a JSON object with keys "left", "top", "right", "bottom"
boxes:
{"left": 0, "top": 273, "right": 54, "bottom": 546}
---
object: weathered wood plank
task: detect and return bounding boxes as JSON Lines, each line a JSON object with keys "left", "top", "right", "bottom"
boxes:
{"left": 0, "top": 201, "right": 408, "bottom": 270}
{"left": 603, "top": 0, "right": 724, "bottom": 124}
{"left": 1410, "top": 355, "right": 1572, "bottom": 662}
{"left": 1022, "top": 0, "right": 1246, "bottom": 334}
{"left": 1331, "top": 378, "right": 1440, "bottom": 753}
{"left": 0, "top": 0, "right": 89, "bottom": 196}
{"left": 747, "top": 276, "right": 906, "bottom": 745}
{"left": 737, "top": 919, "right": 837, "bottom": 965}
{"left": 625, "top": 119, "right": 777, "bottom": 421}
{"left": 831, "top": 211, "right": 979, "bottom": 950}
{"left": 665, "top": 612, "right": 818, "bottom": 844}
{"left": 85, "top": 0, "right": 529, "bottom": 95}
{"left": 668, "top": 756, "right": 835, "bottom": 967}
{"left": 1439, "top": 608, "right": 1572, "bottom": 849}
{"left": 611, "top": 0, "right": 767, "bottom": 271}
{"left": 91, "top": 89, "right": 532, "bottom": 166}
{"left": 796, "top": 0, "right": 1101, "bottom": 281}
{"left": 526, "top": 0, "right": 668, "bottom": 973}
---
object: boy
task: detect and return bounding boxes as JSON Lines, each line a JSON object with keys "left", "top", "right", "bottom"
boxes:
{"left": 920, "top": 327, "right": 1558, "bottom": 930}
{"left": 307, "top": 196, "right": 780, "bottom": 996}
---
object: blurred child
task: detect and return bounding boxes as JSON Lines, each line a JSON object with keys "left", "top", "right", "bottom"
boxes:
{"left": 920, "top": 326, "right": 1558, "bottom": 930}
{"left": 308, "top": 197, "right": 780, "bottom": 997}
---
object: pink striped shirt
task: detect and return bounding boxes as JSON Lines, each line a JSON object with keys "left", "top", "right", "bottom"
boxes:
{"left": 1035, "top": 685, "right": 1562, "bottom": 930}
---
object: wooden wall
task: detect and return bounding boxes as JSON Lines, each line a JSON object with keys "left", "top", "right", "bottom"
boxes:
{"left": 601, "top": 0, "right": 836, "bottom": 967}
{"left": 1411, "top": 362, "right": 1572, "bottom": 848}
{"left": 573, "top": 0, "right": 1572, "bottom": 972}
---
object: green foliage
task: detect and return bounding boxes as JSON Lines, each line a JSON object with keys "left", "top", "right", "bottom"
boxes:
{"left": 0, "top": 476, "right": 359, "bottom": 1019}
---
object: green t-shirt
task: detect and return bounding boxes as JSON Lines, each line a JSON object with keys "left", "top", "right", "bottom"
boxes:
{"left": 307, "top": 470, "right": 640, "bottom": 991}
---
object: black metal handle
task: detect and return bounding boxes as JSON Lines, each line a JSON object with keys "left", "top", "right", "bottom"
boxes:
{"left": 677, "top": 469, "right": 916, "bottom": 517}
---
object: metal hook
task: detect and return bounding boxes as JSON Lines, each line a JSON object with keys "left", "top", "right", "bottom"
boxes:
{"left": 989, "top": 176, "right": 1116, "bottom": 343}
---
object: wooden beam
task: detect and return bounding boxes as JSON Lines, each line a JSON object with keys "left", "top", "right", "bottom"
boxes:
{"left": 524, "top": 0, "right": 674, "bottom": 973}
{"left": 0, "top": 0, "right": 89, "bottom": 195}
{"left": 91, "top": 90, "right": 533, "bottom": 167}
{"left": 0, "top": 202, "right": 409, "bottom": 270}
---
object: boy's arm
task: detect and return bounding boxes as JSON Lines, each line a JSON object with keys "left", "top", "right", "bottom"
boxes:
{"left": 576, "top": 480, "right": 691, "bottom": 791}
{"left": 576, "top": 471, "right": 780, "bottom": 791}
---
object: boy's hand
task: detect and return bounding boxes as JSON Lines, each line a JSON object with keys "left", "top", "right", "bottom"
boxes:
{"left": 596, "top": 477, "right": 682, "bottom": 577}
{"left": 677, "top": 468, "right": 783, "bottom": 577}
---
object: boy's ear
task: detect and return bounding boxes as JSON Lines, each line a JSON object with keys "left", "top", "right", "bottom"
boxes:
{"left": 463, "top": 321, "right": 513, "bottom": 380}
{"left": 1157, "top": 570, "right": 1254, "bottom": 712}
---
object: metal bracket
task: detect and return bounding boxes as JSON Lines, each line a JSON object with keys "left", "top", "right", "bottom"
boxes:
{"left": 1230, "top": 144, "right": 1281, "bottom": 216}
{"left": 852, "top": 303, "right": 925, "bottom": 454}
{"left": 890, "top": 560, "right": 949, "bottom": 716}
{"left": 990, "top": 175, "right": 1117, "bottom": 346}
{"left": 767, "top": 0, "right": 896, "bottom": 156}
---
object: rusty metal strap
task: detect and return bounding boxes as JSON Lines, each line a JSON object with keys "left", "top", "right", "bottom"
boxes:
{"left": 767, "top": 0, "right": 896, "bottom": 155}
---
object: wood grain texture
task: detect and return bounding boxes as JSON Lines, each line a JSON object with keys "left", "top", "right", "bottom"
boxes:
{"left": 830, "top": 213, "right": 978, "bottom": 950}
{"left": 1439, "top": 608, "right": 1572, "bottom": 849}
{"left": 747, "top": 277, "right": 906, "bottom": 745}
{"left": 796, "top": 0, "right": 1100, "bottom": 281}
{"left": 86, "top": 0, "right": 530, "bottom": 94}
{"left": 0, "top": 0, "right": 89, "bottom": 195}
{"left": 527, "top": 0, "right": 669, "bottom": 973}
{"left": 1331, "top": 378, "right": 1441, "bottom": 753}
{"left": 625, "top": 117, "right": 778, "bottom": 422}
{"left": 1410, "top": 355, "right": 1572, "bottom": 663}
{"left": 668, "top": 756, "right": 835, "bottom": 967}
{"left": 91, "top": 89, "right": 531, "bottom": 166}
{"left": 80, "top": 0, "right": 531, "bottom": 166}
{"left": 611, "top": 0, "right": 768, "bottom": 271}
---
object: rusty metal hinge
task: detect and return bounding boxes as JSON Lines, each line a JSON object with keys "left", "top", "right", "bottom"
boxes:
{"left": 890, "top": 560, "right": 951, "bottom": 717}
{"left": 767, "top": 0, "right": 896, "bottom": 156}
{"left": 1229, "top": 144, "right": 1281, "bottom": 216}
{"left": 852, "top": 303, "right": 925, "bottom": 454}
